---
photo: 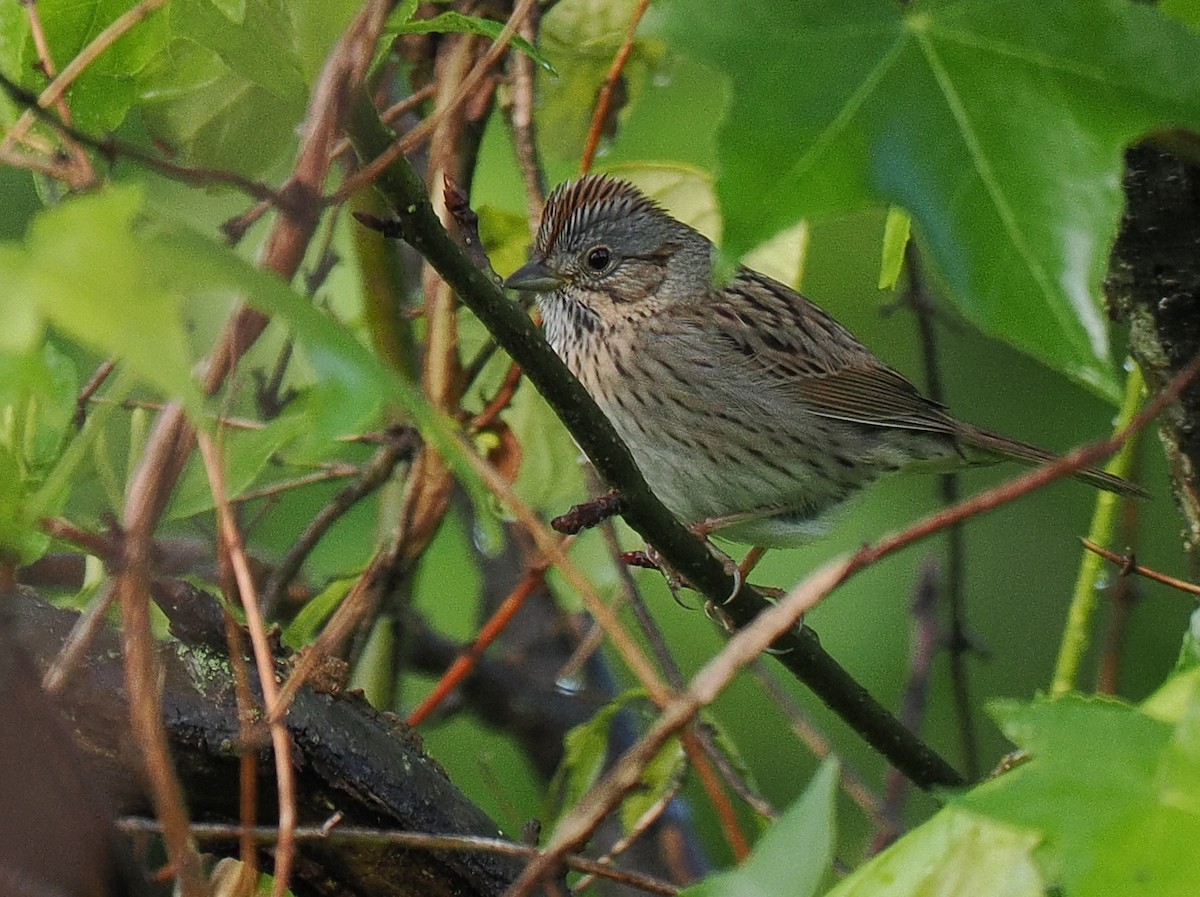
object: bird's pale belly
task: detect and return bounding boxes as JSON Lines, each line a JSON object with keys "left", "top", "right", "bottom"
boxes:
{"left": 603, "top": 406, "right": 861, "bottom": 545}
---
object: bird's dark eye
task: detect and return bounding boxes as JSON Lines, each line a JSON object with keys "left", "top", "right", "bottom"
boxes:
{"left": 585, "top": 246, "right": 612, "bottom": 272}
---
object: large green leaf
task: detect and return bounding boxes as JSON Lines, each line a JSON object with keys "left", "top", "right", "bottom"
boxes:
{"left": 683, "top": 759, "right": 838, "bottom": 897}
{"left": 962, "top": 693, "right": 1200, "bottom": 896}
{"left": 826, "top": 806, "right": 1041, "bottom": 897}
{"left": 654, "top": 0, "right": 1200, "bottom": 398}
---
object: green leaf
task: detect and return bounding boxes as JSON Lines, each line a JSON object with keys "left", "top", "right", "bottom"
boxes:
{"left": 683, "top": 759, "right": 838, "bottom": 897}
{"left": 13, "top": 0, "right": 170, "bottom": 131}
{"left": 166, "top": 412, "right": 308, "bottom": 520}
{"left": 1172, "top": 608, "right": 1200, "bottom": 675}
{"left": 0, "top": 187, "right": 204, "bottom": 416}
{"left": 284, "top": 574, "right": 355, "bottom": 648}
{"left": 963, "top": 695, "right": 1200, "bottom": 896}
{"left": 139, "top": 0, "right": 306, "bottom": 175}
{"left": 825, "top": 806, "right": 1041, "bottom": 897}
{"left": 878, "top": 207, "right": 911, "bottom": 291}
{"left": 0, "top": 443, "right": 47, "bottom": 564}
{"left": 549, "top": 697, "right": 622, "bottom": 822}
{"left": 655, "top": 0, "right": 1200, "bottom": 398}
{"left": 395, "top": 11, "right": 554, "bottom": 72}
{"left": 548, "top": 691, "right": 684, "bottom": 835}
{"left": 172, "top": 0, "right": 305, "bottom": 101}
{"left": 0, "top": 342, "right": 80, "bottom": 564}
{"left": 537, "top": 0, "right": 665, "bottom": 159}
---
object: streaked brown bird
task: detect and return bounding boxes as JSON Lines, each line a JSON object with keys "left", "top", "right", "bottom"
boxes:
{"left": 505, "top": 175, "right": 1144, "bottom": 547}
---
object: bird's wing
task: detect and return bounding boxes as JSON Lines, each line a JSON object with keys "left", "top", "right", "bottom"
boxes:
{"left": 703, "top": 269, "right": 959, "bottom": 435}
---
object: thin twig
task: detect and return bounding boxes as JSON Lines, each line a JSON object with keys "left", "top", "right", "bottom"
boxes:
{"left": 229, "top": 464, "right": 361, "bottom": 505}
{"left": 222, "top": 603, "right": 262, "bottom": 886}
{"left": 18, "top": 0, "right": 93, "bottom": 185}
{"left": 273, "top": 548, "right": 387, "bottom": 712}
{"left": 0, "top": 82, "right": 292, "bottom": 205}
{"left": 200, "top": 433, "right": 297, "bottom": 897}
{"left": 874, "top": 557, "right": 941, "bottom": 854}
{"left": 74, "top": 360, "right": 116, "bottom": 428}
{"left": 749, "top": 661, "right": 886, "bottom": 831}
{"left": 572, "top": 773, "right": 686, "bottom": 892}
{"left": 42, "top": 582, "right": 118, "bottom": 694}
{"left": 406, "top": 561, "right": 550, "bottom": 726}
{"left": 114, "top": 818, "right": 680, "bottom": 896}
{"left": 453, "top": 433, "right": 672, "bottom": 704}
{"left": 681, "top": 728, "right": 750, "bottom": 859}
{"left": 505, "top": 1, "right": 547, "bottom": 220}
{"left": 579, "top": 0, "right": 651, "bottom": 174}
{"left": 335, "top": 0, "right": 537, "bottom": 202}
{"left": 1081, "top": 537, "right": 1200, "bottom": 598}
{"left": 3, "top": 0, "right": 171, "bottom": 152}
{"left": 262, "top": 427, "right": 417, "bottom": 612}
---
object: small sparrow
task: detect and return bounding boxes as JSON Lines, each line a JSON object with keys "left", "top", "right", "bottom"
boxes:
{"left": 505, "top": 175, "right": 1144, "bottom": 547}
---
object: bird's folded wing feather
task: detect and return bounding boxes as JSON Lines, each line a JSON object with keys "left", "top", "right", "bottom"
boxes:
{"left": 707, "top": 270, "right": 959, "bottom": 435}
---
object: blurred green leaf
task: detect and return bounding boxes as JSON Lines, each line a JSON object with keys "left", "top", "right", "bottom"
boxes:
{"left": 655, "top": 0, "right": 1200, "bottom": 398}
{"left": 549, "top": 692, "right": 640, "bottom": 823}
{"left": 0, "top": 187, "right": 204, "bottom": 416}
{"left": 139, "top": 0, "right": 306, "bottom": 174}
{"left": 283, "top": 574, "right": 355, "bottom": 648}
{"left": 1162, "top": 0, "right": 1200, "bottom": 31}
{"left": 1175, "top": 611, "right": 1200, "bottom": 674}
{"left": 11, "top": 0, "right": 169, "bottom": 131}
{"left": 684, "top": 758, "right": 838, "bottom": 897}
{"left": 826, "top": 806, "right": 1041, "bottom": 897}
{"left": 0, "top": 443, "right": 47, "bottom": 564}
{"left": 878, "top": 207, "right": 911, "bottom": 292}
{"left": 0, "top": 342, "right": 79, "bottom": 564}
{"left": 172, "top": 0, "right": 305, "bottom": 100}
{"left": 963, "top": 694, "right": 1200, "bottom": 896}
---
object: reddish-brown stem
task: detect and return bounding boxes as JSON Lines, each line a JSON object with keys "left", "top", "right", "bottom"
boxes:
{"left": 1081, "top": 537, "right": 1200, "bottom": 597}
{"left": 407, "top": 562, "right": 550, "bottom": 727}
{"left": 200, "top": 433, "right": 297, "bottom": 897}
{"left": 579, "top": 0, "right": 651, "bottom": 174}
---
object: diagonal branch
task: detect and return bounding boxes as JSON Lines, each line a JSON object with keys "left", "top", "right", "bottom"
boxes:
{"left": 344, "top": 92, "right": 964, "bottom": 791}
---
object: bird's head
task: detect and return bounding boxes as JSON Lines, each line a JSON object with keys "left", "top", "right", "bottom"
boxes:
{"left": 504, "top": 175, "right": 713, "bottom": 320}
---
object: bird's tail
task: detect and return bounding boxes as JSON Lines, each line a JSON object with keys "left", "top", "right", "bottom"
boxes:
{"left": 958, "top": 425, "right": 1149, "bottom": 498}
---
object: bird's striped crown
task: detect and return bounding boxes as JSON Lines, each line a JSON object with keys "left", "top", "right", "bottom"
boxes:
{"left": 535, "top": 175, "right": 666, "bottom": 256}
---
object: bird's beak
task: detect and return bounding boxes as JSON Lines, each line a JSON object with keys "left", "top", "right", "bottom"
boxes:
{"left": 504, "top": 258, "right": 565, "bottom": 292}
